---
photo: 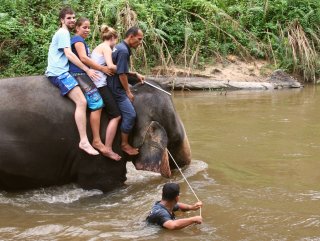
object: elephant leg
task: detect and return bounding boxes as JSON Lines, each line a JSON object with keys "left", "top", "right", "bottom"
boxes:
{"left": 133, "top": 121, "right": 171, "bottom": 177}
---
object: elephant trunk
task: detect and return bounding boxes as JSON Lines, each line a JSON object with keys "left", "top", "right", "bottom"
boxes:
{"left": 132, "top": 121, "right": 171, "bottom": 177}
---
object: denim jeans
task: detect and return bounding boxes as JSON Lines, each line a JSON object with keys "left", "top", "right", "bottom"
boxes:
{"left": 117, "top": 97, "right": 136, "bottom": 134}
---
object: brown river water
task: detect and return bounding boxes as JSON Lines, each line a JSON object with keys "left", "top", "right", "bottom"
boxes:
{"left": 1, "top": 86, "right": 320, "bottom": 240}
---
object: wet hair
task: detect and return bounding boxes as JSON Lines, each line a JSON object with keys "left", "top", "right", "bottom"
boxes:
{"left": 59, "top": 7, "right": 75, "bottom": 21}
{"left": 75, "top": 17, "right": 90, "bottom": 30}
{"left": 100, "top": 25, "right": 118, "bottom": 41}
{"left": 125, "top": 26, "right": 141, "bottom": 38}
{"left": 162, "top": 183, "right": 180, "bottom": 201}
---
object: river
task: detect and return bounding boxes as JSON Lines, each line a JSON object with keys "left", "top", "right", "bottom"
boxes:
{"left": 0, "top": 86, "right": 320, "bottom": 240}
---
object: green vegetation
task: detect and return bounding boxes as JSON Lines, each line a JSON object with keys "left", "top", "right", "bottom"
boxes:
{"left": 1, "top": 0, "right": 320, "bottom": 82}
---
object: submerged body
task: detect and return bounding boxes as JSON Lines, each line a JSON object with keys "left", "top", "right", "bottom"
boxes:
{"left": 146, "top": 183, "right": 202, "bottom": 229}
{"left": 0, "top": 76, "right": 191, "bottom": 191}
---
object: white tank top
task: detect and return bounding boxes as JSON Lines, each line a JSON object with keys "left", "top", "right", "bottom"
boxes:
{"left": 91, "top": 50, "right": 107, "bottom": 88}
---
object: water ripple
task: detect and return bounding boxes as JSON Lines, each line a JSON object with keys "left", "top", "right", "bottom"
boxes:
{"left": 0, "top": 185, "right": 103, "bottom": 206}
{"left": 14, "top": 224, "right": 64, "bottom": 239}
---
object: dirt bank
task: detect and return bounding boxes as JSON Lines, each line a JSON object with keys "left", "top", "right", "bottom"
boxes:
{"left": 152, "top": 56, "right": 271, "bottom": 82}
{"left": 149, "top": 56, "right": 302, "bottom": 90}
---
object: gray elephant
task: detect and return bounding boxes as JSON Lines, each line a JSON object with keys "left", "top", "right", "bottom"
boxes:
{"left": 130, "top": 82, "right": 191, "bottom": 177}
{"left": 0, "top": 76, "right": 191, "bottom": 192}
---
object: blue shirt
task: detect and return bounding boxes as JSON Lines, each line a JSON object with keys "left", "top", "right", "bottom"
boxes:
{"left": 45, "top": 28, "right": 71, "bottom": 77}
{"left": 107, "top": 41, "right": 131, "bottom": 101}
{"left": 146, "top": 201, "right": 180, "bottom": 227}
{"left": 69, "top": 35, "right": 90, "bottom": 74}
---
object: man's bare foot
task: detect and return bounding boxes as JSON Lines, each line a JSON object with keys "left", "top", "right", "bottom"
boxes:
{"left": 102, "top": 148, "right": 122, "bottom": 161}
{"left": 121, "top": 144, "right": 139, "bottom": 156}
{"left": 92, "top": 141, "right": 108, "bottom": 154}
{"left": 79, "top": 142, "right": 99, "bottom": 155}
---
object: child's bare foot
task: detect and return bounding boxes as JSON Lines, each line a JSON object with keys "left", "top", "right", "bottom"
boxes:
{"left": 92, "top": 141, "right": 107, "bottom": 154}
{"left": 102, "top": 148, "right": 122, "bottom": 161}
{"left": 79, "top": 142, "right": 99, "bottom": 155}
{"left": 121, "top": 144, "right": 139, "bottom": 156}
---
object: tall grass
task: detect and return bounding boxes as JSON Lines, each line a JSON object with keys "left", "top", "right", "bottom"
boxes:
{"left": 1, "top": 0, "right": 320, "bottom": 82}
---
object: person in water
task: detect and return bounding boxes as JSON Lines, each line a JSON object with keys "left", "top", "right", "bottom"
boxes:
{"left": 45, "top": 7, "right": 99, "bottom": 155}
{"left": 90, "top": 25, "right": 122, "bottom": 161}
{"left": 146, "top": 183, "right": 203, "bottom": 230}
{"left": 108, "top": 26, "right": 145, "bottom": 156}
{"left": 69, "top": 17, "right": 120, "bottom": 161}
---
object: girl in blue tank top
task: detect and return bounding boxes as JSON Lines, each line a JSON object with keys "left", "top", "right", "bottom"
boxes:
{"left": 70, "top": 18, "right": 121, "bottom": 161}
{"left": 70, "top": 18, "right": 104, "bottom": 111}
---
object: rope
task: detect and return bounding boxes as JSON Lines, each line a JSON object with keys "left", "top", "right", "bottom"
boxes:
{"left": 167, "top": 149, "right": 202, "bottom": 217}
{"left": 137, "top": 123, "right": 202, "bottom": 216}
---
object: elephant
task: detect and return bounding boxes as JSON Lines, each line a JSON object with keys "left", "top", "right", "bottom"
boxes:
{"left": 0, "top": 75, "right": 191, "bottom": 192}
{"left": 130, "top": 82, "right": 191, "bottom": 177}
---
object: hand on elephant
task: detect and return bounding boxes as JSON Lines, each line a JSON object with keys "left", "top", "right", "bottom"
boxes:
{"left": 136, "top": 73, "right": 145, "bottom": 84}
{"left": 126, "top": 90, "right": 134, "bottom": 102}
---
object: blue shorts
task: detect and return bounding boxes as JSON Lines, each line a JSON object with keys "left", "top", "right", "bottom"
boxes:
{"left": 47, "top": 72, "right": 78, "bottom": 96}
{"left": 73, "top": 74, "right": 104, "bottom": 111}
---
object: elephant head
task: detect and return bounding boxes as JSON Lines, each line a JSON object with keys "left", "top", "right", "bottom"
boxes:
{"left": 130, "top": 81, "right": 191, "bottom": 177}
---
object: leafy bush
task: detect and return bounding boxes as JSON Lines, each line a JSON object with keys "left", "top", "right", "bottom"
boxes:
{"left": 1, "top": 0, "right": 320, "bottom": 82}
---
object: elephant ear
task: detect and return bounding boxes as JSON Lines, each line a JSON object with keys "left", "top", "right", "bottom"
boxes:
{"left": 133, "top": 121, "right": 171, "bottom": 177}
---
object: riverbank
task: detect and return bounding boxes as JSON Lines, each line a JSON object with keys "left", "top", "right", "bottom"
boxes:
{"left": 148, "top": 57, "right": 303, "bottom": 90}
